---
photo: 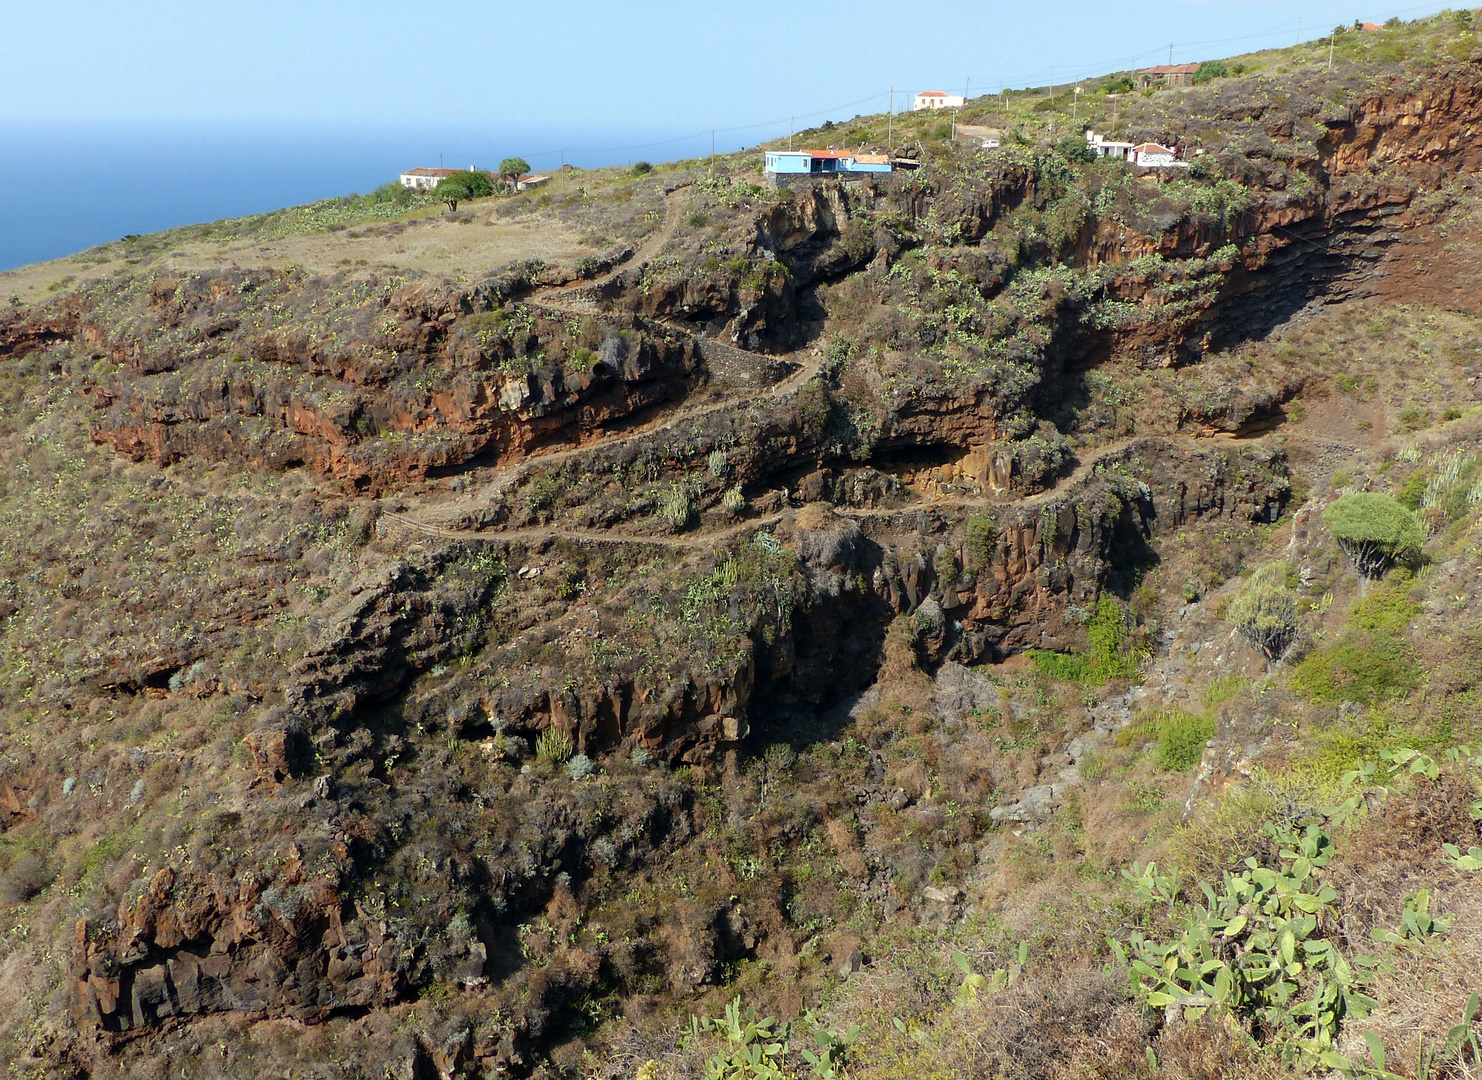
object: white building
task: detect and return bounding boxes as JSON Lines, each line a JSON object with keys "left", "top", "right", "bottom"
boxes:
{"left": 399, "top": 166, "right": 476, "bottom": 190}
{"left": 914, "top": 90, "right": 966, "bottom": 110}
{"left": 1084, "top": 130, "right": 1136, "bottom": 160}
{"left": 1129, "top": 142, "right": 1187, "bottom": 168}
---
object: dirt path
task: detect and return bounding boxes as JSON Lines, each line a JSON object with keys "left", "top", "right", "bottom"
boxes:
{"left": 382, "top": 509, "right": 787, "bottom": 550}
{"left": 531, "top": 183, "right": 691, "bottom": 309}
{"left": 385, "top": 173, "right": 1373, "bottom": 554}
{"left": 402, "top": 179, "right": 835, "bottom": 530}
{"left": 386, "top": 432, "right": 1253, "bottom": 550}
{"left": 407, "top": 343, "right": 827, "bottom": 529}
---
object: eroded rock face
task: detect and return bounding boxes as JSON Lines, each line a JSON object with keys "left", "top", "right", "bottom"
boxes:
{"left": 5, "top": 59, "right": 1478, "bottom": 1079}
{"left": 61, "top": 431, "right": 1286, "bottom": 1058}
{"left": 1, "top": 277, "right": 704, "bottom": 494}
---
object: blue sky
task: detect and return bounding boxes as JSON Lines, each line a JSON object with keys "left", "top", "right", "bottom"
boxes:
{"left": 3, "top": 0, "right": 1457, "bottom": 137}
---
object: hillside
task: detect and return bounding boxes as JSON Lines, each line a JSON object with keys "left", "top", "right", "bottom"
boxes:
{"left": 1, "top": 11, "right": 1482, "bottom": 1078}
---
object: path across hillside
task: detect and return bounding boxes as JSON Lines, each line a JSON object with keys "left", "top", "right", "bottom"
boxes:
{"left": 385, "top": 427, "right": 1319, "bottom": 553}
{"left": 387, "top": 169, "right": 1360, "bottom": 554}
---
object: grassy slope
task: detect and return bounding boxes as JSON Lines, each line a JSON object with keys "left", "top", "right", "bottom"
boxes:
{"left": 0, "top": 10, "right": 1480, "bottom": 1079}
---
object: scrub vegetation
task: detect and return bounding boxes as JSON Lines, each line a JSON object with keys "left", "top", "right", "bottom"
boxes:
{"left": 1, "top": 10, "right": 1481, "bottom": 1079}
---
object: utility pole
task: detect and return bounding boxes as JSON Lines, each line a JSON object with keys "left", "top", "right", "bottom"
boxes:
{"left": 887, "top": 91, "right": 892, "bottom": 150}
{"left": 710, "top": 129, "right": 716, "bottom": 172}
{"left": 1168, "top": 43, "right": 1173, "bottom": 65}
{"left": 790, "top": 115, "right": 794, "bottom": 151}
{"left": 1048, "top": 66, "right": 1054, "bottom": 134}
{"left": 1328, "top": 30, "right": 1336, "bottom": 70}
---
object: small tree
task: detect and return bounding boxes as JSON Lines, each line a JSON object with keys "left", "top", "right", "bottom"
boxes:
{"left": 1323, "top": 492, "right": 1425, "bottom": 578}
{"left": 435, "top": 170, "right": 494, "bottom": 211}
{"left": 498, "top": 157, "right": 532, "bottom": 186}
{"left": 1054, "top": 135, "right": 1097, "bottom": 163}
{"left": 1228, "top": 561, "right": 1299, "bottom": 660}
{"left": 1193, "top": 61, "right": 1229, "bottom": 84}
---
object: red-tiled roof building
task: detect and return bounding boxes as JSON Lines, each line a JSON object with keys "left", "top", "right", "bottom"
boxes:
{"left": 1137, "top": 63, "right": 1200, "bottom": 88}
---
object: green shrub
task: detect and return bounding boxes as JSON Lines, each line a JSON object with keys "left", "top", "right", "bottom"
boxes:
{"left": 1152, "top": 709, "right": 1216, "bottom": 771}
{"left": 1203, "top": 674, "right": 1247, "bottom": 708}
{"left": 434, "top": 170, "right": 496, "bottom": 211}
{"left": 721, "top": 486, "right": 746, "bottom": 514}
{"left": 1029, "top": 595, "right": 1145, "bottom": 685}
{"left": 1193, "top": 60, "right": 1229, "bottom": 84}
{"left": 1323, "top": 493, "right": 1425, "bottom": 578}
{"left": 1054, "top": 135, "right": 1096, "bottom": 163}
{"left": 498, "top": 157, "right": 532, "bottom": 182}
{"left": 1348, "top": 579, "right": 1420, "bottom": 635}
{"left": 659, "top": 483, "right": 695, "bottom": 530}
{"left": 536, "top": 728, "right": 574, "bottom": 764}
{"left": 1085, "top": 594, "right": 1146, "bottom": 680}
{"left": 1028, "top": 650, "right": 1094, "bottom": 682}
{"left": 795, "top": 379, "right": 832, "bottom": 439}
{"left": 1290, "top": 632, "right": 1416, "bottom": 705}
{"left": 1226, "top": 561, "right": 1299, "bottom": 660}
{"left": 965, "top": 514, "right": 999, "bottom": 571}
{"left": 1397, "top": 472, "right": 1428, "bottom": 509}
{"left": 372, "top": 180, "right": 419, "bottom": 207}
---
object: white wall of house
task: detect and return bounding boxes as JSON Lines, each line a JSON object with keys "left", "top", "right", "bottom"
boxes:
{"left": 914, "top": 92, "right": 965, "bottom": 110}
{"left": 1133, "top": 149, "right": 1176, "bottom": 167}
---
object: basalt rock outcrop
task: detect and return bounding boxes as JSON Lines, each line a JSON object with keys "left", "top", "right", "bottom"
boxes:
{"left": 4, "top": 49, "right": 1481, "bottom": 1080}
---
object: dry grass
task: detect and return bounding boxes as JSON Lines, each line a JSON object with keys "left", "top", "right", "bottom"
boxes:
{"left": 0, "top": 212, "right": 592, "bottom": 304}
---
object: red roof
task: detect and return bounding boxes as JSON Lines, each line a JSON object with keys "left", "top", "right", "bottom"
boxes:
{"left": 801, "top": 149, "right": 857, "bottom": 159}
{"left": 917, "top": 90, "right": 950, "bottom": 96}
{"left": 1139, "top": 64, "right": 1200, "bottom": 75}
{"left": 402, "top": 167, "right": 461, "bottom": 178}
{"left": 1360, "top": 21, "right": 1383, "bottom": 30}
{"left": 1132, "top": 142, "right": 1176, "bottom": 154}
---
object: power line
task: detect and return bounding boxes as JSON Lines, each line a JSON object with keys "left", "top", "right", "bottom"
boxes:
{"left": 486, "top": 1, "right": 1454, "bottom": 170}
{"left": 966, "top": 0, "right": 1452, "bottom": 88}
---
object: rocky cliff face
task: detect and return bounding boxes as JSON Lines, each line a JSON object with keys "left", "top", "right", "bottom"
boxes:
{"left": 64, "top": 434, "right": 1286, "bottom": 1068}
{"left": 1, "top": 53, "right": 1479, "bottom": 1080}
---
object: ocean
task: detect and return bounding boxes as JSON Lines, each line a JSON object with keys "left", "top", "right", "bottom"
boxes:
{"left": 0, "top": 121, "right": 724, "bottom": 272}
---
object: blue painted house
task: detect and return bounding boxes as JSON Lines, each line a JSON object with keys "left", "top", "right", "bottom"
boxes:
{"left": 764, "top": 149, "right": 892, "bottom": 186}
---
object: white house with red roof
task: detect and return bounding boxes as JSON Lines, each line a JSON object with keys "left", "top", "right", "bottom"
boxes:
{"left": 914, "top": 90, "right": 965, "bottom": 110}
{"left": 400, "top": 167, "right": 472, "bottom": 191}
{"left": 1130, "top": 142, "right": 1187, "bottom": 168}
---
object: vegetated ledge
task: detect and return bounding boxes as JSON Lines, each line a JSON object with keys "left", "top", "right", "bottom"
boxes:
{"left": 0, "top": 61, "right": 1478, "bottom": 506}
{"left": 2, "top": 37, "right": 1481, "bottom": 1080}
{"left": 69, "top": 434, "right": 1286, "bottom": 1053}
